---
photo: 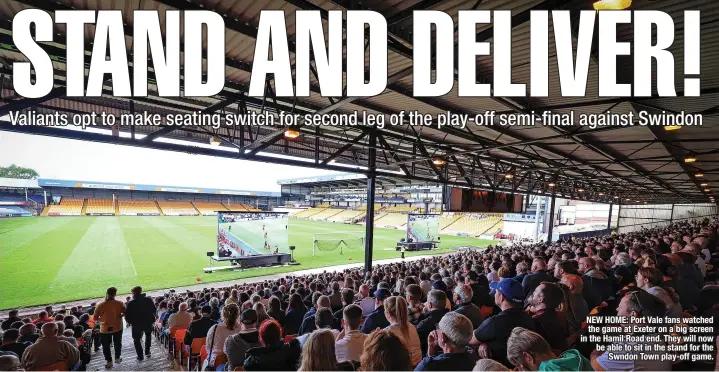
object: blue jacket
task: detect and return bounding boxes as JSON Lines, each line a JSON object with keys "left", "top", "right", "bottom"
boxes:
{"left": 360, "top": 305, "right": 389, "bottom": 334}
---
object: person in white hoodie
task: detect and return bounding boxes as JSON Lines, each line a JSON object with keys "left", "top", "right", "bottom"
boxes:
{"left": 635, "top": 267, "right": 682, "bottom": 318}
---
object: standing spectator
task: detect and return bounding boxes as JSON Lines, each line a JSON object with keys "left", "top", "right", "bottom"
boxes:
{"left": 244, "top": 320, "right": 301, "bottom": 371}
{"left": 416, "top": 290, "right": 449, "bottom": 356}
{"left": 124, "top": 286, "right": 157, "bottom": 361}
{"left": 360, "top": 288, "right": 391, "bottom": 333}
{"left": 507, "top": 327, "right": 590, "bottom": 370}
{"left": 284, "top": 293, "right": 307, "bottom": 336}
{"left": 415, "top": 312, "right": 476, "bottom": 371}
{"left": 359, "top": 330, "right": 411, "bottom": 371}
{"left": 20, "top": 323, "right": 80, "bottom": 371}
{"left": 383, "top": 296, "right": 422, "bottom": 366}
{"left": 471, "top": 278, "right": 535, "bottom": 368}
{"left": 334, "top": 305, "right": 366, "bottom": 362}
{"left": 1, "top": 311, "right": 21, "bottom": 331}
{"left": 224, "top": 309, "right": 261, "bottom": 371}
{"left": 298, "top": 329, "right": 337, "bottom": 371}
{"left": 0, "top": 329, "right": 30, "bottom": 359}
{"left": 183, "top": 306, "right": 215, "bottom": 351}
{"left": 205, "top": 303, "right": 241, "bottom": 367}
{"left": 452, "top": 284, "right": 484, "bottom": 329}
{"left": 95, "top": 287, "right": 126, "bottom": 369}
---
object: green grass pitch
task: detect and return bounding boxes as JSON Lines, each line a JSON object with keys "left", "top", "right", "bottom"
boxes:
{"left": 0, "top": 216, "right": 494, "bottom": 309}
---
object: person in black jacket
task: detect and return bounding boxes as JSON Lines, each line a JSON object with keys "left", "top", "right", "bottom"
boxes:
{"left": 183, "top": 306, "right": 215, "bottom": 348}
{"left": 466, "top": 271, "right": 494, "bottom": 308}
{"left": 124, "top": 286, "right": 157, "bottom": 361}
{"left": 521, "top": 258, "right": 553, "bottom": 304}
{"left": 415, "top": 289, "right": 449, "bottom": 356}
{"left": 452, "top": 284, "right": 484, "bottom": 329}
{"left": 244, "top": 320, "right": 301, "bottom": 371}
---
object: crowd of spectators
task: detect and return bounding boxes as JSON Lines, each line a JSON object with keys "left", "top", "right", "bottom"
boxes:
{"left": 1, "top": 218, "right": 719, "bottom": 371}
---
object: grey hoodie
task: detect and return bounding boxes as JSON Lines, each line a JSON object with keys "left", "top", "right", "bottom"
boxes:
{"left": 647, "top": 286, "right": 683, "bottom": 318}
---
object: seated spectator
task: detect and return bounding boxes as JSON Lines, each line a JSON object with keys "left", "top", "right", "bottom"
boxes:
{"left": 383, "top": 296, "right": 422, "bottom": 366}
{"left": 77, "top": 314, "right": 92, "bottom": 332}
{"left": 578, "top": 257, "right": 612, "bottom": 302}
{"left": 415, "top": 290, "right": 449, "bottom": 356}
{"left": 359, "top": 329, "right": 412, "bottom": 371}
{"left": 507, "top": 327, "right": 590, "bottom": 371}
{"left": 300, "top": 295, "right": 331, "bottom": 335}
{"left": 406, "top": 284, "right": 425, "bottom": 324}
{"left": 267, "top": 296, "right": 286, "bottom": 327}
{"left": 160, "top": 300, "right": 180, "bottom": 328}
{"left": 514, "top": 262, "right": 530, "bottom": 283}
{"left": 0, "top": 329, "right": 30, "bottom": 359}
{"left": 335, "top": 304, "right": 366, "bottom": 362}
{"left": 298, "top": 308, "right": 339, "bottom": 348}
{"left": 328, "top": 281, "right": 343, "bottom": 312}
{"left": 1, "top": 311, "right": 21, "bottom": 331}
{"left": 473, "top": 358, "right": 510, "bottom": 371}
{"left": 415, "top": 312, "right": 476, "bottom": 371}
{"left": 332, "top": 288, "right": 355, "bottom": 331}
{"left": 298, "top": 329, "right": 338, "bottom": 371}
{"left": 559, "top": 274, "right": 589, "bottom": 325}
{"left": 32, "top": 311, "right": 54, "bottom": 325}
{"left": 254, "top": 302, "right": 270, "bottom": 325}
{"left": 166, "top": 302, "right": 193, "bottom": 331}
{"left": 284, "top": 293, "right": 308, "bottom": 336}
{"left": 590, "top": 290, "right": 671, "bottom": 371}
{"left": 466, "top": 271, "right": 494, "bottom": 308}
{"left": 452, "top": 284, "right": 483, "bottom": 329}
{"left": 223, "top": 309, "right": 261, "bottom": 371}
{"left": 205, "top": 304, "right": 241, "bottom": 367}
{"left": 635, "top": 267, "right": 682, "bottom": 317}
{"left": 360, "top": 288, "right": 391, "bottom": 333}
{"left": 244, "top": 319, "right": 301, "bottom": 371}
{"left": 54, "top": 322, "right": 78, "bottom": 347}
{"left": 674, "top": 251, "right": 703, "bottom": 310}
{"left": 471, "top": 278, "right": 535, "bottom": 368}
{"left": 18, "top": 324, "right": 39, "bottom": 344}
{"left": 528, "top": 282, "right": 572, "bottom": 352}
{"left": 21, "top": 322, "right": 80, "bottom": 371}
{"left": 0, "top": 355, "right": 21, "bottom": 371}
{"left": 208, "top": 298, "right": 221, "bottom": 322}
{"left": 613, "top": 252, "right": 637, "bottom": 288}
{"left": 522, "top": 258, "right": 553, "bottom": 303}
{"left": 354, "top": 284, "right": 376, "bottom": 317}
{"left": 183, "top": 305, "right": 215, "bottom": 349}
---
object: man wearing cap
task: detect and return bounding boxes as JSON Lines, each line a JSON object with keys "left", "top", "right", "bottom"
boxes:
{"left": 470, "top": 278, "right": 535, "bottom": 368}
{"left": 465, "top": 271, "right": 494, "bottom": 308}
{"left": 184, "top": 306, "right": 215, "bottom": 351}
{"left": 223, "top": 309, "right": 261, "bottom": 371}
{"left": 360, "top": 288, "right": 390, "bottom": 334}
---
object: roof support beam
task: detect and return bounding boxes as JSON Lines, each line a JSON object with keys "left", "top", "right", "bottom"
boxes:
{"left": 321, "top": 132, "right": 367, "bottom": 165}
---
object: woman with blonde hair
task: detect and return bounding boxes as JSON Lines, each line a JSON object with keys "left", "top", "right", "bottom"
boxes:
{"left": 383, "top": 296, "right": 422, "bottom": 366}
{"left": 254, "top": 302, "right": 270, "bottom": 325}
{"left": 359, "top": 330, "right": 411, "bottom": 371}
{"left": 297, "top": 329, "right": 337, "bottom": 371}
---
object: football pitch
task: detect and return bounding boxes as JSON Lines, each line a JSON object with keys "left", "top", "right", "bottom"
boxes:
{"left": 0, "top": 216, "right": 495, "bottom": 309}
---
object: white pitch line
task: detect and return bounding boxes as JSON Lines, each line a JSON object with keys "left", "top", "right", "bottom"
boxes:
{"left": 126, "top": 244, "right": 138, "bottom": 276}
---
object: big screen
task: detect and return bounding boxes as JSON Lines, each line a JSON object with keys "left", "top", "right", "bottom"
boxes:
{"left": 406, "top": 213, "right": 439, "bottom": 242}
{"left": 217, "top": 211, "right": 289, "bottom": 258}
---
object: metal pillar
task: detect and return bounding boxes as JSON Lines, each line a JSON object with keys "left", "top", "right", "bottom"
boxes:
{"left": 607, "top": 203, "right": 613, "bottom": 229}
{"left": 669, "top": 204, "right": 674, "bottom": 222}
{"left": 43, "top": 190, "right": 47, "bottom": 206}
{"left": 534, "top": 196, "right": 542, "bottom": 242}
{"left": 546, "top": 196, "right": 556, "bottom": 242}
{"left": 364, "top": 132, "right": 377, "bottom": 273}
{"left": 25, "top": 188, "right": 28, "bottom": 202}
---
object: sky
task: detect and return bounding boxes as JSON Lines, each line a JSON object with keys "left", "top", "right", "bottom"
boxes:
{"left": 0, "top": 131, "right": 343, "bottom": 192}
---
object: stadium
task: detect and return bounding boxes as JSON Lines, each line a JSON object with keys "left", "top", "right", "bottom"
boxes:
{"left": 1, "top": 0, "right": 719, "bottom": 371}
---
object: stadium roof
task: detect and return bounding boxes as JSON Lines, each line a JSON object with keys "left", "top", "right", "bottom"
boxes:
{"left": 277, "top": 172, "right": 428, "bottom": 188}
{"left": 37, "top": 178, "right": 281, "bottom": 197}
{"left": 1, "top": 0, "right": 718, "bottom": 205}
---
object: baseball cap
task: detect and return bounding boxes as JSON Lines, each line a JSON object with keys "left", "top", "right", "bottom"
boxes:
{"left": 374, "top": 288, "right": 391, "bottom": 301}
{"left": 241, "top": 309, "right": 258, "bottom": 325}
{"left": 432, "top": 280, "right": 448, "bottom": 292}
{"left": 489, "top": 278, "right": 524, "bottom": 304}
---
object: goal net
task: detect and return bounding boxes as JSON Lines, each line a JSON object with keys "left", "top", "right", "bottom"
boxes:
{"left": 313, "top": 233, "right": 365, "bottom": 256}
